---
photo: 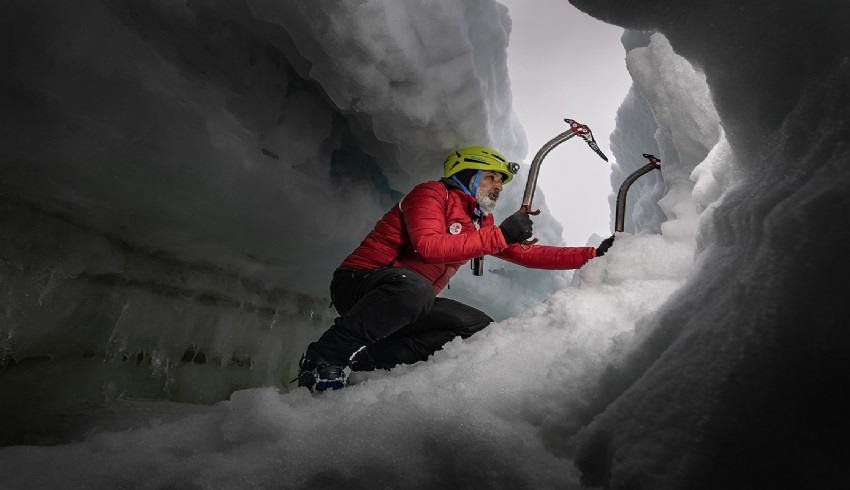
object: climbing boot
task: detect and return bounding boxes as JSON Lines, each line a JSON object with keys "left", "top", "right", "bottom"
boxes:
{"left": 294, "top": 352, "right": 346, "bottom": 392}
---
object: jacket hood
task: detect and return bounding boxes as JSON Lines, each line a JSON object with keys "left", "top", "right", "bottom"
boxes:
{"left": 439, "top": 177, "right": 483, "bottom": 217}
{"left": 439, "top": 176, "right": 461, "bottom": 191}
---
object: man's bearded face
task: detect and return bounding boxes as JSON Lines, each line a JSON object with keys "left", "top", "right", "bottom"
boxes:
{"left": 472, "top": 171, "right": 504, "bottom": 216}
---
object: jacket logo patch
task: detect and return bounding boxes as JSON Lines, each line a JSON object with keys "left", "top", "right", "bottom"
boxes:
{"left": 449, "top": 222, "right": 463, "bottom": 234}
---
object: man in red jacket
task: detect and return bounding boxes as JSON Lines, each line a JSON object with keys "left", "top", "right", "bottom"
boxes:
{"left": 296, "top": 146, "right": 615, "bottom": 391}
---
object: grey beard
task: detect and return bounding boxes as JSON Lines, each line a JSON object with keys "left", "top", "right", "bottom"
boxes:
{"left": 475, "top": 187, "right": 499, "bottom": 216}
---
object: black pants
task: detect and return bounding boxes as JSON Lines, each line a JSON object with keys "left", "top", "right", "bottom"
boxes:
{"left": 308, "top": 267, "right": 493, "bottom": 369}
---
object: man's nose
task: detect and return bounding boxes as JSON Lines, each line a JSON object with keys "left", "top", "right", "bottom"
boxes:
{"left": 494, "top": 181, "right": 503, "bottom": 191}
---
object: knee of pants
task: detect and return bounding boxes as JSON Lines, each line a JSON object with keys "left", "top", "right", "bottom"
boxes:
{"left": 456, "top": 311, "right": 493, "bottom": 338}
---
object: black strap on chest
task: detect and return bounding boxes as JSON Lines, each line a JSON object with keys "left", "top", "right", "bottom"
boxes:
{"left": 388, "top": 244, "right": 406, "bottom": 267}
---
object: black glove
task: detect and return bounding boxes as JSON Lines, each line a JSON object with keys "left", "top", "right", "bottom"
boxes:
{"left": 596, "top": 235, "right": 615, "bottom": 257}
{"left": 499, "top": 213, "right": 533, "bottom": 245}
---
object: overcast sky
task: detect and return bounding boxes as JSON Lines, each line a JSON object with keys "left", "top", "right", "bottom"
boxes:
{"left": 498, "top": 0, "right": 632, "bottom": 246}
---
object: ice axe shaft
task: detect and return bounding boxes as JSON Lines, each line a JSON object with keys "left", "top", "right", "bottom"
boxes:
{"left": 519, "top": 118, "right": 608, "bottom": 247}
{"left": 522, "top": 118, "right": 609, "bottom": 210}
{"left": 614, "top": 153, "right": 661, "bottom": 233}
{"left": 471, "top": 256, "right": 484, "bottom": 275}
{"left": 521, "top": 130, "right": 576, "bottom": 209}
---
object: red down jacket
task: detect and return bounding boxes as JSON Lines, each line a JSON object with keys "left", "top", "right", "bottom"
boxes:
{"left": 340, "top": 179, "right": 597, "bottom": 294}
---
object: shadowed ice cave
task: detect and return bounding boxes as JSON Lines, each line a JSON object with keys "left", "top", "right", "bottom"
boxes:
{"left": 1, "top": 0, "right": 848, "bottom": 488}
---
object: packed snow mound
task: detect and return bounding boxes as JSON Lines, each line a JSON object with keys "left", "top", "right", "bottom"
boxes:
{"left": 0, "top": 230, "right": 694, "bottom": 489}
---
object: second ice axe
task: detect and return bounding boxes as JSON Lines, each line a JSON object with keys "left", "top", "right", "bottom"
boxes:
{"left": 614, "top": 153, "right": 661, "bottom": 233}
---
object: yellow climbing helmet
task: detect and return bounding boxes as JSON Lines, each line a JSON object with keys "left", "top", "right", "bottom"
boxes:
{"left": 443, "top": 146, "right": 519, "bottom": 184}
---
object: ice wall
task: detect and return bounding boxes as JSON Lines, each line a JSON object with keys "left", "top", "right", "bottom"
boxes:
{"left": 609, "top": 31, "right": 721, "bottom": 237}
{"left": 0, "top": 0, "right": 531, "bottom": 294}
{"left": 607, "top": 31, "right": 663, "bottom": 235}
{"left": 608, "top": 85, "right": 664, "bottom": 234}
{"left": 570, "top": 0, "right": 850, "bottom": 487}
{"left": 0, "top": 0, "right": 569, "bottom": 442}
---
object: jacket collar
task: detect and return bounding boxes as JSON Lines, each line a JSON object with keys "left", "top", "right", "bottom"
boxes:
{"left": 440, "top": 177, "right": 482, "bottom": 218}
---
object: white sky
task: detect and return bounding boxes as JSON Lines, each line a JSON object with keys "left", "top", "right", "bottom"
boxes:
{"left": 499, "top": 0, "right": 632, "bottom": 246}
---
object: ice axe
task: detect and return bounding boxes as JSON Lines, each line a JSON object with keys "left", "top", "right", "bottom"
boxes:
{"left": 520, "top": 118, "right": 609, "bottom": 219}
{"left": 471, "top": 118, "right": 609, "bottom": 276}
{"left": 614, "top": 153, "right": 661, "bottom": 233}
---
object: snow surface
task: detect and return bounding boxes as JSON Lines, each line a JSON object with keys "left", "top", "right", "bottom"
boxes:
{"left": 1, "top": 0, "right": 848, "bottom": 488}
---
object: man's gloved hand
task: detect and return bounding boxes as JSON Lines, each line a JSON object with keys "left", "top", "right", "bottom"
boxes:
{"left": 596, "top": 235, "right": 615, "bottom": 257}
{"left": 499, "top": 213, "right": 534, "bottom": 245}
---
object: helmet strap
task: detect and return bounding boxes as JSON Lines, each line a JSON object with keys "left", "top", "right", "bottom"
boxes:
{"left": 470, "top": 170, "right": 482, "bottom": 197}
{"left": 452, "top": 170, "right": 483, "bottom": 195}
{"left": 451, "top": 174, "right": 471, "bottom": 195}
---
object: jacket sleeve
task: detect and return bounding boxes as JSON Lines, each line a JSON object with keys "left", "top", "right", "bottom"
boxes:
{"left": 401, "top": 183, "right": 508, "bottom": 263}
{"left": 494, "top": 243, "right": 597, "bottom": 270}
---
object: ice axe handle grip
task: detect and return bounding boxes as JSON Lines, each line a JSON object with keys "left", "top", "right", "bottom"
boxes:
{"left": 517, "top": 205, "right": 540, "bottom": 246}
{"left": 472, "top": 256, "right": 484, "bottom": 276}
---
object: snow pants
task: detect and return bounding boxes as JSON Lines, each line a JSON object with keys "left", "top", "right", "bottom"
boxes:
{"left": 307, "top": 266, "right": 493, "bottom": 369}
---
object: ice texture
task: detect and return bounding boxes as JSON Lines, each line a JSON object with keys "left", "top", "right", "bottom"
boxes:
{"left": 1, "top": 0, "right": 847, "bottom": 488}
{"left": 1, "top": 4, "right": 710, "bottom": 489}
{"left": 0, "top": 0, "right": 567, "bottom": 429}
{"left": 569, "top": 0, "right": 850, "bottom": 488}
